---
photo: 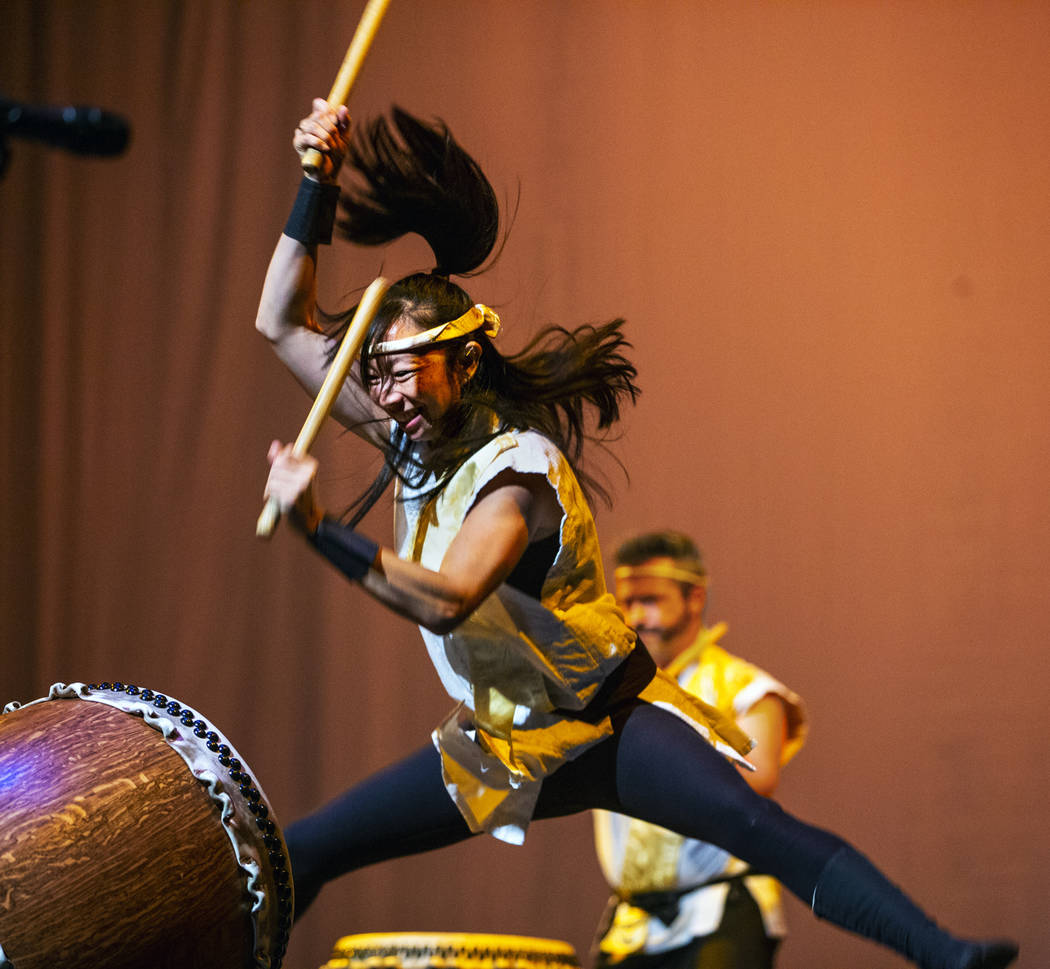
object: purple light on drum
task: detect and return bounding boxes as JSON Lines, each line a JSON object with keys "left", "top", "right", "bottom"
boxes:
{"left": 0, "top": 752, "right": 45, "bottom": 795}
{"left": 0, "top": 734, "right": 62, "bottom": 799}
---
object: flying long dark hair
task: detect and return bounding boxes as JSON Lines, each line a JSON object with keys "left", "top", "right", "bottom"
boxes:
{"left": 322, "top": 107, "right": 639, "bottom": 526}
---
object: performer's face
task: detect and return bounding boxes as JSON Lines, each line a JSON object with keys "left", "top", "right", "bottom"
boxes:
{"left": 615, "top": 562, "right": 705, "bottom": 667}
{"left": 367, "top": 347, "right": 457, "bottom": 442}
{"left": 366, "top": 318, "right": 477, "bottom": 444}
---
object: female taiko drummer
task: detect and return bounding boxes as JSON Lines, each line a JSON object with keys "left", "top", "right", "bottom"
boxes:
{"left": 256, "top": 97, "right": 1017, "bottom": 969}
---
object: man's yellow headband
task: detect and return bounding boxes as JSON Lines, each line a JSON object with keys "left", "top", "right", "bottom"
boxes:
{"left": 372, "top": 303, "right": 501, "bottom": 354}
{"left": 614, "top": 563, "right": 708, "bottom": 587}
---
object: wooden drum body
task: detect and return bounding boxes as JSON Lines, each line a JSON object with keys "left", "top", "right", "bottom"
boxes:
{"left": 321, "top": 933, "right": 581, "bottom": 969}
{"left": 0, "top": 682, "right": 293, "bottom": 969}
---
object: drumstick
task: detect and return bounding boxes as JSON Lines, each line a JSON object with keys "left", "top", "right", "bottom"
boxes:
{"left": 301, "top": 0, "right": 392, "bottom": 176}
{"left": 256, "top": 275, "right": 390, "bottom": 538}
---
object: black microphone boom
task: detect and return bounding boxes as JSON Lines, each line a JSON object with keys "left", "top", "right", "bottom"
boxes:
{"left": 1, "top": 98, "right": 130, "bottom": 156}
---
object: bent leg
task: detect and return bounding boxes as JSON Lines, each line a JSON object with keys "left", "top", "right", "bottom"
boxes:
{"left": 606, "top": 704, "right": 1016, "bottom": 969}
{"left": 285, "top": 742, "right": 475, "bottom": 918}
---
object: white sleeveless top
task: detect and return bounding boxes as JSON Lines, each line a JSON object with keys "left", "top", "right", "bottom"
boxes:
{"left": 394, "top": 429, "right": 633, "bottom": 843}
{"left": 394, "top": 429, "right": 752, "bottom": 844}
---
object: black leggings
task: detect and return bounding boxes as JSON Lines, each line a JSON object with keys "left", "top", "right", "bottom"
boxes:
{"left": 287, "top": 702, "right": 1016, "bottom": 969}
{"left": 287, "top": 702, "right": 841, "bottom": 917}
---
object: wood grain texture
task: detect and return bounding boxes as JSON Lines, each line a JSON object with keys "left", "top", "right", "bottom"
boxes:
{"left": 0, "top": 700, "right": 254, "bottom": 968}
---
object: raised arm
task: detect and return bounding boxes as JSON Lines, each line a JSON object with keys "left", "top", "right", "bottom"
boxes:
{"left": 255, "top": 99, "right": 387, "bottom": 444}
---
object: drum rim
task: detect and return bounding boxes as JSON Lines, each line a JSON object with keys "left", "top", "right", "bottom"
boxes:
{"left": 329, "top": 931, "right": 581, "bottom": 958}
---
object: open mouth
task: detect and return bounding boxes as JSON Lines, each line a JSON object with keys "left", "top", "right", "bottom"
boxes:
{"left": 402, "top": 414, "right": 425, "bottom": 435}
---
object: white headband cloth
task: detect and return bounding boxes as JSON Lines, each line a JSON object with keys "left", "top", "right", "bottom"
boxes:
{"left": 614, "top": 563, "right": 709, "bottom": 587}
{"left": 372, "top": 303, "right": 502, "bottom": 354}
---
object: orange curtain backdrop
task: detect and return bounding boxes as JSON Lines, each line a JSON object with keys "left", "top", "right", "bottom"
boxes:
{"left": 2, "top": 3, "right": 1048, "bottom": 967}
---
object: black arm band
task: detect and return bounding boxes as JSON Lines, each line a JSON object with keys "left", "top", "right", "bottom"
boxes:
{"left": 283, "top": 176, "right": 341, "bottom": 247}
{"left": 309, "top": 516, "right": 380, "bottom": 581}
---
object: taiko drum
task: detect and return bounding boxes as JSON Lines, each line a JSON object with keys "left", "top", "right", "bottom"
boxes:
{"left": 0, "top": 682, "right": 293, "bottom": 969}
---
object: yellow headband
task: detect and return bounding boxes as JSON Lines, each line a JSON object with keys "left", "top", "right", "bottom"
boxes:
{"left": 372, "top": 303, "right": 501, "bottom": 354}
{"left": 614, "top": 563, "right": 708, "bottom": 587}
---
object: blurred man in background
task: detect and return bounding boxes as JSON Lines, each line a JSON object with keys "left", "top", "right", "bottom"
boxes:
{"left": 593, "top": 532, "right": 807, "bottom": 969}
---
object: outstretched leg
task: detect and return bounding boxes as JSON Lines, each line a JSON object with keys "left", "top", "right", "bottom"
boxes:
{"left": 285, "top": 742, "right": 475, "bottom": 918}
{"left": 597, "top": 703, "right": 1017, "bottom": 969}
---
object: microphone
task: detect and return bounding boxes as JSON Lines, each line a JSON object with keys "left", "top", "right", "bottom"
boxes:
{"left": 0, "top": 98, "right": 131, "bottom": 156}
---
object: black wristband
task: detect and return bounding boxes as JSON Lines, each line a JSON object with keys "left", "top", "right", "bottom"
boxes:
{"left": 283, "top": 175, "right": 341, "bottom": 247}
{"left": 309, "top": 516, "right": 380, "bottom": 581}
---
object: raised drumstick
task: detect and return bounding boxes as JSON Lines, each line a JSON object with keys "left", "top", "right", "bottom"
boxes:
{"left": 300, "top": 0, "right": 392, "bottom": 176}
